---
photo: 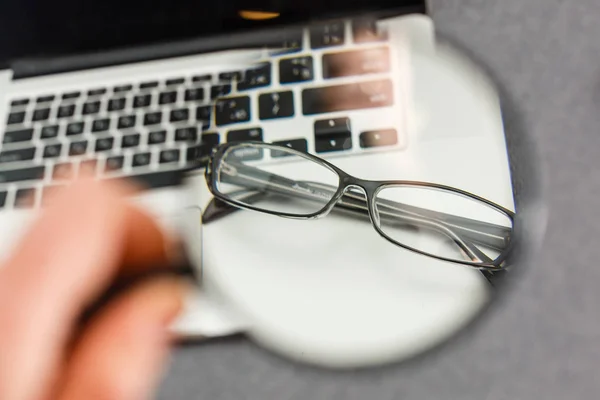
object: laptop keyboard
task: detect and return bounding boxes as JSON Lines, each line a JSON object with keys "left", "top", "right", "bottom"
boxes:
{"left": 0, "top": 18, "right": 401, "bottom": 209}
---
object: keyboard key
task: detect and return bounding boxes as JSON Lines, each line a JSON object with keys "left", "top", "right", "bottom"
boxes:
{"left": 201, "top": 132, "right": 220, "bottom": 147}
{"left": 158, "top": 91, "right": 177, "bottom": 105}
{"left": 184, "top": 88, "right": 204, "bottom": 102}
{"left": 95, "top": 137, "right": 114, "bottom": 152}
{"left": 132, "top": 152, "right": 151, "bottom": 167}
{"left": 271, "top": 139, "right": 308, "bottom": 157}
{"left": 57, "top": 104, "right": 76, "bottom": 118}
{"left": 166, "top": 77, "right": 185, "bottom": 86}
{"left": 227, "top": 127, "right": 263, "bottom": 142}
{"left": 322, "top": 47, "right": 390, "bottom": 79}
{"left": 352, "top": 18, "right": 388, "bottom": 43}
{"left": 7, "top": 112, "right": 26, "bottom": 125}
{"left": 279, "top": 56, "right": 314, "bottom": 84}
{"left": 219, "top": 71, "right": 243, "bottom": 81}
{"left": 3, "top": 128, "right": 34, "bottom": 144}
{"left": 314, "top": 117, "right": 352, "bottom": 153}
{"left": 174, "top": 127, "right": 198, "bottom": 142}
{"left": 66, "top": 121, "right": 85, "bottom": 136}
{"left": 0, "top": 166, "right": 45, "bottom": 184}
{"left": 83, "top": 101, "right": 101, "bottom": 115}
{"left": 143, "top": 111, "right": 162, "bottom": 126}
{"left": 310, "top": 21, "right": 345, "bottom": 49}
{"left": 170, "top": 108, "right": 189, "bottom": 123}
{"left": 80, "top": 159, "right": 98, "bottom": 175}
{"left": 121, "top": 134, "right": 141, "bottom": 148}
{"left": 359, "top": 129, "right": 397, "bottom": 148}
{"left": 315, "top": 135, "right": 352, "bottom": 153}
{"left": 192, "top": 74, "right": 212, "bottom": 82}
{"left": 43, "top": 143, "right": 62, "bottom": 158}
{"left": 32, "top": 108, "right": 51, "bottom": 122}
{"left": 0, "top": 191, "right": 6, "bottom": 208}
{"left": 69, "top": 140, "right": 88, "bottom": 156}
{"left": 62, "top": 91, "right": 81, "bottom": 100}
{"left": 105, "top": 156, "right": 124, "bottom": 172}
{"left": 314, "top": 117, "right": 351, "bottom": 136}
{"left": 0, "top": 147, "right": 36, "bottom": 164}
{"left": 114, "top": 84, "right": 133, "bottom": 93}
{"left": 40, "top": 125, "right": 59, "bottom": 139}
{"left": 11, "top": 98, "right": 29, "bottom": 107}
{"left": 302, "top": 79, "right": 393, "bottom": 115}
{"left": 117, "top": 115, "right": 136, "bottom": 129}
{"left": 107, "top": 169, "right": 184, "bottom": 189}
{"left": 92, "top": 118, "right": 110, "bottom": 133}
{"left": 196, "top": 106, "right": 212, "bottom": 128}
{"left": 237, "top": 63, "right": 271, "bottom": 91}
{"left": 88, "top": 88, "right": 107, "bottom": 96}
{"left": 215, "top": 97, "right": 250, "bottom": 126}
{"left": 53, "top": 163, "right": 74, "bottom": 180}
{"left": 159, "top": 149, "right": 180, "bottom": 164}
{"left": 37, "top": 95, "right": 55, "bottom": 103}
{"left": 134, "top": 94, "right": 152, "bottom": 108}
{"left": 140, "top": 81, "right": 159, "bottom": 89}
{"left": 265, "top": 29, "right": 303, "bottom": 54}
{"left": 108, "top": 97, "right": 127, "bottom": 112}
{"left": 15, "top": 188, "right": 37, "bottom": 208}
{"left": 258, "top": 91, "right": 294, "bottom": 120}
{"left": 225, "top": 143, "right": 263, "bottom": 161}
{"left": 210, "top": 84, "right": 231, "bottom": 99}
{"left": 148, "top": 130, "right": 167, "bottom": 145}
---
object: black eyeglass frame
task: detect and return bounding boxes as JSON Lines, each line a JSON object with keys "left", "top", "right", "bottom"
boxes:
{"left": 203, "top": 141, "right": 516, "bottom": 271}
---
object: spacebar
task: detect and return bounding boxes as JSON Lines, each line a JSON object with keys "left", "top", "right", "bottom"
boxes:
{"left": 302, "top": 79, "right": 394, "bottom": 115}
{"left": 106, "top": 170, "right": 185, "bottom": 189}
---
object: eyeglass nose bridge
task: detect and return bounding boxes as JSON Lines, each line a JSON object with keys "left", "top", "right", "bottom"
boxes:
{"left": 331, "top": 175, "right": 382, "bottom": 226}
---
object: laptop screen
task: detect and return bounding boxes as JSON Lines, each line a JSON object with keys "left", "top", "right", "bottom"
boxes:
{"left": 0, "top": 0, "right": 425, "bottom": 71}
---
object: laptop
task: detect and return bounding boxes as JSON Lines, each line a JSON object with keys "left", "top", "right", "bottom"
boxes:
{"left": 0, "top": 0, "right": 516, "bottom": 353}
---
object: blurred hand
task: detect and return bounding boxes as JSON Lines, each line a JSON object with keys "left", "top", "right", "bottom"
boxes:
{"left": 0, "top": 179, "right": 187, "bottom": 400}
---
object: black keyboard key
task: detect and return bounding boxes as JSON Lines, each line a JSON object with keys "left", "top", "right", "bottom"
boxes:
{"left": 196, "top": 105, "right": 212, "bottom": 121}
{"left": 43, "top": 143, "right": 62, "bottom": 158}
{"left": 201, "top": 132, "right": 220, "bottom": 147}
{"left": 174, "top": 127, "right": 198, "bottom": 142}
{"left": 57, "top": 104, "right": 76, "bottom": 118}
{"left": 88, "top": 88, "right": 107, "bottom": 96}
{"left": 158, "top": 91, "right": 177, "bottom": 105}
{"left": 143, "top": 111, "right": 162, "bottom": 126}
{"left": 265, "top": 29, "right": 303, "bottom": 54}
{"left": 53, "top": 163, "right": 74, "bottom": 180}
{"left": 11, "top": 98, "right": 29, "bottom": 107}
{"left": 92, "top": 118, "right": 110, "bottom": 133}
{"left": 159, "top": 149, "right": 180, "bottom": 164}
{"left": 62, "top": 91, "right": 81, "bottom": 100}
{"left": 3, "top": 128, "right": 34, "bottom": 144}
{"left": 15, "top": 188, "right": 37, "bottom": 208}
{"left": 258, "top": 91, "right": 294, "bottom": 120}
{"left": 82, "top": 101, "right": 101, "bottom": 115}
{"left": 315, "top": 135, "right": 352, "bottom": 153}
{"left": 107, "top": 169, "right": 183, "bottom": 189}
{"left": 192, "top": 74, "right": 212, "bottom": 82}
{"left": 40, "top": 125, "right": 59, "bottom": 139}
{"left": 132, "top": 152, "right": 151, "bottom": 167}
{"left": 121, "top": 134, "right": 141, "bottom": 148}
{"left": 140, "top": 81, "right": 159, "bottom": 89}
{"left": 105, "top": 156, "right": 124, "bottom": 172}
{"left": 314, "top": 117, "right": 351, "bottom": 136}
{"left": 7, "top": 112, "right": 26, "bottom": 125}
{"left": 0, "top": 166, "right": 45, "bottom": 184}
{"left": 66, "top": 121, "right": 85, "bottom": 136}
{"left": 310, "top": 22, "right": 345, "bottom": 49}
{"left": 219, "top": 71, "right": 243, "bottom": 81}
{"left": 0, "top": 147, "right": 36, "bottom": 164}
{"left": 359, "top": 129, "right": 397, "bottom": 148}
{"left": 114, "top": 84, "right": 133, "bottom": 93}
{"left": 0, "top": 191, "right": 6, "bottom": 208}
{"left": 95, "top": 137, "right": 114, "bottom": 152}
{"left": 170, "top": 108, "right": 189, "bottom": 123}
{"left": 184, "top": 88, "right": 204, "bottom": 102}
{"left": 69, "top": 140, "right": 88, "bottom": 156}
{"left": 322, "top": 47, "right": 390, "bottom": 79}
{"left": 271, "top": 139, "right": 308, "bottom": 157}
{"left": 108, "top": 97, "right": 127, "bottom": 112}
{"left": 227, "top": 127, "right": 263, "bottom": 142}
{"left": 279, "top": 56, "right": 314, "bottom": 84}
{"left": 32, "top": 108, "right": 51, "bottom": 122}
{"left": 37, "top": 95, "right": 55, "bottom": 103}
{"left": 352, "top": 19, "right": 388, "bottom": 43}
{"left": 134, "top": 94, "right": 152, "bottom": 108}
{"left": 314, "top": 117, "right": 352, "bottom": 153}
{"left": 148, "top": 130, "right": 167, "bottom": 145}
{"left": 166, "top": 78, "right": 185, "bottom": 86}
{"left": 237, "top": 63, "right": 271, "bottom": 91}
{"left": 210, "top": 84, "right": 231, "bottom": 99}
{"left": 302, "top": 79, "right": 393, "bottom": 115}
{"left": 117, "top": 115, "right": 136, "bottom": 129}
{"left": 215, "top": 97, "right": 250, "bottom": 126}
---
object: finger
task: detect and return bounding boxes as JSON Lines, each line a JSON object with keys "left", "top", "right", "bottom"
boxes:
{"left": 56, "top": 277, "right": 186, "bottom": 400}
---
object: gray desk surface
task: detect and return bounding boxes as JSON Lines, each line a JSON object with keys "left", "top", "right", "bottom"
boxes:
{"left": 158, "top": 1, "right": 600, "bottom": 399}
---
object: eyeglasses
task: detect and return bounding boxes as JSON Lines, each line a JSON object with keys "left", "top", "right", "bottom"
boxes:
{"left": 201, "top": 141, "right": 515, "bottom": 270}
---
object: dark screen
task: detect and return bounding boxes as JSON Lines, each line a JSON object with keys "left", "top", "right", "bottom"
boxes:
{"left": 0, "top": 0, "right": 424, "bottom": 68}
